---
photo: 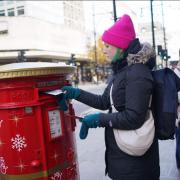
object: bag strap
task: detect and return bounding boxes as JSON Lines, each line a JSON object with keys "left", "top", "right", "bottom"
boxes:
{"left": 110, "top": 84, "right": 117, "bottom": 113}
{"left": 109, "top": 66, "right": 130, "bottom": 113}
{"left": 110, "top": 83, "right": 152, "bottom": 114}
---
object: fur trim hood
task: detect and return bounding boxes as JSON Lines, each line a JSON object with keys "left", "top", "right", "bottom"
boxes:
{"left": 127, "top": 42, "right": 156, "bottom": 65}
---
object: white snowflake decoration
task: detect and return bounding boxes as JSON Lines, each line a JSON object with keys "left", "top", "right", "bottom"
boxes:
{"left": 51, "top": 172, "right": 62, "bottom": 180}
{"left": 0, "top": 157, "right": 8, "bottom": 174}
{"left": 11, "top": 134, "right": 27, "bottom": 152}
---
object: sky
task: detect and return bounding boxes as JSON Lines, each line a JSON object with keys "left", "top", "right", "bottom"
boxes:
{"left": 84, "top": 1, "right": 180, "bottom": 34}
{"left": 83, "top": 1, "right": 180, "bottom": 60}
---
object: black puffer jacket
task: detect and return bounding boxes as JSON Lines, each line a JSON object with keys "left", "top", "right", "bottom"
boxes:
{"left": 77, "top": 42, "right": 160, "bottom": 180}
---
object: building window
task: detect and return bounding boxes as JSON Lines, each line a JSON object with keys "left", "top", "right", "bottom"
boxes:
{"left": 6, "top": 1, "right": 14, "bottom": 5}
{"left": 17, "top": 6, "right": 24, "bottom": 15}
{"left": 7, "top": 8, "right": 15, "bottom": 16}
{"left": 0, "top": 30, "right": 8, "bottom": 35}
{"left": 0, "top": 10, "right": 5, "bottom": 16}
{"left": 0, "top": 1, "right": 4, "bottom": 7}
{"left": 0, "top": 21, "right": 8, "bottom": 35}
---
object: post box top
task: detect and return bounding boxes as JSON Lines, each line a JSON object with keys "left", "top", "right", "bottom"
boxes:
{"left": 0, "top": 62, "right": 76, "bottom": 79}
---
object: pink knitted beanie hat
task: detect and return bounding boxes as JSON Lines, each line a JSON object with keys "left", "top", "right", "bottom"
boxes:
{"left": 102, "top": 14, "right": 136, "bottom": 50}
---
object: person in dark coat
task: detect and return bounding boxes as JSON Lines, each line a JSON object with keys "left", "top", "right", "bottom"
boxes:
{"left": 174, "top": 66, "right": 180, "bottom": 169}
{"left": 60, "top": 14, "right": 160, "bottom": 180}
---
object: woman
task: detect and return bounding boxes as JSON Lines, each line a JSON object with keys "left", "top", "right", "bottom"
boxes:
{"left": 60, "top": 14, "right": 160, "bottom": 180}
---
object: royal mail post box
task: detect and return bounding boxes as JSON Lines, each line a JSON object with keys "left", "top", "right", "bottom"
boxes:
{"left": 0, "top": 62, "right": 80, "bottom": 180}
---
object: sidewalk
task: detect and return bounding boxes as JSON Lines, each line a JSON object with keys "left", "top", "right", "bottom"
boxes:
{"left": 159, "top": 140, "right": 180, "bottom": 180}
{"left": 77, "top": 81, "right": 106, "bottom": 91}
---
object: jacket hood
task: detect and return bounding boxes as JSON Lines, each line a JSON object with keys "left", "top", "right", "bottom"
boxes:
{"left": 174, "top": 67, "right": 180, "bottom": 78}
{"left": 127, "top": 42, "right": 156, "bottom": 65}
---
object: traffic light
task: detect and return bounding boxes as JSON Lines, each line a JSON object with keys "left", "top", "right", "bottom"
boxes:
{"left": 157, "top": 45, "right": 162, "bottom": 55}
{"left": 162, "top": 49, "right": 167, "bottom": 60}
{"left": 161, "top": 49, "right": 170, "bottom": 60}
{"left": 68, "top": 53, "right": 76, "bottom": 65}
{"left": 71, "top": 53, "right": 75, "bottom": 61}
{"left": 17, "top": 50, "right": 26, "bottom": 62}
{"left": 157, "top": 45, "right": 170, "bottom": 61}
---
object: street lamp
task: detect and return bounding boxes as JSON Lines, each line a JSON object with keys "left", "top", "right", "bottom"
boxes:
{"left": 150, "top": 0, "right": 157, "bottom": 69}
{"left": 92, "top": 2, "right": 99, "bottom": 84}
{"left": 112, "top": 0, "right": 117, "bottom": 22}
{"left": 161, "top": 0, "right": 169, "bottom": 67}
{"left": 150, "top": 0, "right": 156, "bottom": 51}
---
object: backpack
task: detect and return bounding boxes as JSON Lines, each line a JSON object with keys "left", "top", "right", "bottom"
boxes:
{"left": 151, "top": 68, "right": 180, "bottom": 140}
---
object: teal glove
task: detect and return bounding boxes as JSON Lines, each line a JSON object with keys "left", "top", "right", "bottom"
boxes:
{"left": 80, "top": 113, "right": 101, "bottom": 128}
{"left": 79, "top": 122, "right": 89, "bottom": 139}
{"left": 79, "top": 113, "right": 101, "bottom": 139}
{"left": 61, "top": 86, "right": 81, "bottom": 100}
{"left": 57, "top": 94, "right": 68, "bottom": 111}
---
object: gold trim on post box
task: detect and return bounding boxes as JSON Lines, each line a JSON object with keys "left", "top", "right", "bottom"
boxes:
{"left": 0, "top": 62, "right": 76, "bottom": 79}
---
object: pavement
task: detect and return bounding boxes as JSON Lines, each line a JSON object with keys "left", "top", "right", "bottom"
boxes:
{"left": 74, "top": 82, "right": 180, "bottom": 180}
{"left": 76, "top": 81, "right": 105, "bottom": 90}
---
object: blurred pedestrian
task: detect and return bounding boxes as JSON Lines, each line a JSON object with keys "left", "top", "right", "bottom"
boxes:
{"left": 74, "top": 75, "right": 79, "bottom": 88}
{"left": 59, "top": 14, "right": 159, "bottom": 180}
{"left": 72, "top": 74, "right": 79, "bottom": 88}
{"left": 174, "top": 64, "right": 180, "bottom": 169}
{"left": 92, "top": 73, "right": 97, "bottom": 84}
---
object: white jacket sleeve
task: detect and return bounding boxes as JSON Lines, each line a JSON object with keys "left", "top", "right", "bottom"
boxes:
{"left": 174, "top": 67, "right": 180, "bottom": 126}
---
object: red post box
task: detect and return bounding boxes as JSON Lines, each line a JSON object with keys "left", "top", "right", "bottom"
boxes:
{"left": 0, "top": 62, "right": 80, "bottom": 180}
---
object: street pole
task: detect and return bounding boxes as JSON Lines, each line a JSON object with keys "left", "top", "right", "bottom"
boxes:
{"left": 161, "top": 0, "right": 168, "bottom": 67}
{"left": 161, "top": 1, "right": 167, "bottom": 50}
{"left": 150, "top": 0, "right": 157, "bottom": 69}
{"left": 92, "top": 3, "right": 98, "bottom": 84}
{"left": 112, "top": 0, "right": 117, "bottom": 22}
{"left": 150, "top": 0, "right": 156, "bottom": 50}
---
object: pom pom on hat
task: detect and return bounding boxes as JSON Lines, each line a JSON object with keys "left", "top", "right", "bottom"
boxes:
{"left": 102, "top": 14, "right": 136, "bottom": 50}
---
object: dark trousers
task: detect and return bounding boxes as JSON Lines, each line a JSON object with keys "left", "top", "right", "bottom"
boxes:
{"left": 112, "top": 178, "right": 160, "bottom": 180}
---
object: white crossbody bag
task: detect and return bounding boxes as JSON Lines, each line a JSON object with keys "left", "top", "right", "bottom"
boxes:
{"left": 110, "top": 84, "right": 155, "bottom": 156}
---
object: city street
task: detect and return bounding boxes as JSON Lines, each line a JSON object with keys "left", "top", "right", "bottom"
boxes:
{"left": 73, "top": 83, "right": 180, "bottom": 180}
{"left": 0, "top": 1, "right": 180, "bottom": 179}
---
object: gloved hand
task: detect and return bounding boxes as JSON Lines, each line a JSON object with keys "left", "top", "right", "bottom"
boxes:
{"left": 61, "top": 86, "right": 81, "bottom": 100}
{"left": 79, "top": 122, "right": 89, "bottom": 139}
{"left": 79, "top": 113, "right": 101, "bottom": 139}
{"left": 57, "top": 93, "right": 68, "bottom": 111}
